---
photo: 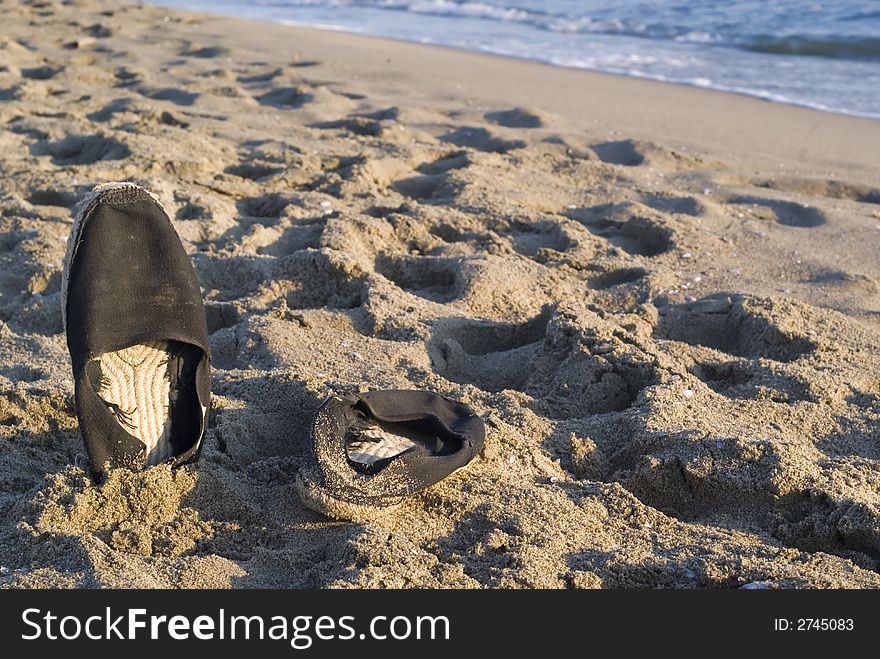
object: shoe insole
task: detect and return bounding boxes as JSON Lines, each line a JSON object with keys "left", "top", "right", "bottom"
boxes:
{"left": 345, "top": 414, "right": 463, "bottom": 473}
{"left": 347, "top": 427, "right": 417, "bottom": 466}
{"left": 95, "top": 339, "right": 198, "bottom": 465}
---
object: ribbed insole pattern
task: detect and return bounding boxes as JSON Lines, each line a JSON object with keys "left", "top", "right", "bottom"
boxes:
{"left": 97, "top": 340, "right": 174, "bottom": 465}
{"left": 346, "top": 427, "right": 416, "bottom": 465}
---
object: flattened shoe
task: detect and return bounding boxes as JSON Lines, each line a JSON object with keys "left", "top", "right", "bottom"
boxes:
{"left": 63, "top": 182, "right": 210, "bottom": 478}
{"left": 295, "top": 389, "right": 485, "bottom": 521}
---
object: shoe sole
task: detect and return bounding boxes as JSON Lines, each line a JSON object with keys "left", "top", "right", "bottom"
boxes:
{"left": 294, "top": 468, "right": 404, "bottom": 522}
{"left": 294, "top": 462, "right": 472, "bottom": 522}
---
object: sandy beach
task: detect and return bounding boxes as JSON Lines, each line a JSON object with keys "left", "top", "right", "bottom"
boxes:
{"left": 1, "top": 0, "right": 880, "bottom": 588}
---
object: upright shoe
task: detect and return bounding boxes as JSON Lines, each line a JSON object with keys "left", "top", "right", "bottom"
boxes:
{"left": 63, "top": 182, "right": 211, "bottom": 478}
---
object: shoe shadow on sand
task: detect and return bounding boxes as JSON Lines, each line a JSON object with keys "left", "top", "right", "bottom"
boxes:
{"left": 183, "top": 374, "right": 369, "bottom": 588}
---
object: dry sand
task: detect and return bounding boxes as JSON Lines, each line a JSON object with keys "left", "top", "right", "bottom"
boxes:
{"left": 1, "top": 0, "right": 880, "bottom": 588}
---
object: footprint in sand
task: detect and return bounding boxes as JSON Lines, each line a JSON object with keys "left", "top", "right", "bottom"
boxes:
{"left": 180, "top": 45, "right": 230, "bottom": 59}
{"left": 439, "top": 126, "right": 526, "bottom": 153}
{"left": 257, "top": 86, "right": 313, "bottom": 108}
{"left": 430, "top": 307, "right": 553, "bottom": 392}
{"left": 279, "top": 250, "right": 365, "bottom": 310}
{"left": 236, "top": 193, "right": 292, "bottom": 220}
{"left": 88, "top": 97, "right": 188, "bottom": 127}
{"left": 591, "top": 139, "right": 646, "bottom": 166}
{"left": 364, "top": 203, "right": 412, "bottom": 220}
{"left": 26, "top": 189, "right": 77, "bottom": 208}
{"left": 136, "top": 86, "right": 200, "bottom": 106}
{"left": 375, "top": 253, "right": 463, "bottom": 303}
{"left": 592, "top": 138, "right": 713, "bottom": 170}
{"left": 484, "top": 107, "right": 543, "bottom": 129}
{"left": 30, "top": 133, "right": 131, "bottom": 166}
{"left": 426, "top": 222, "right": 488, "bottom": 247}
{"left": 358, "top": 106, "right": 399, "bottom": 121}
{"left": 224, "top": 160, "right": 284, "bottom": 181}
{"left": 416, "top": 150, "right": 471, "bottom": 175}
{"left": 654, "top": 293, "right": 816, "bottom": 362}
{"left": 86, "top": 97, "right": 136, "bottom": 122}
{"left": 83, "top": 24, "right": 113, "bottom": 39}
{"left": 113, "top": 66, "right": 140, "bottom": 84}
{"left": 753, "top": 176, "right": 880, "bottom": 206}
{"left": 21, "top": 65, "right": 62, "bottom": 80}
{"left": 193, "top": 254, "right": 268, "bottom": 302}
{"left": 504, "top": 219, "right": 575, "bottom": 259}
{"left": 392, "top": 173, "right": 453, "bottom": 201}
{"left": 807, "top": 269, "right": 879, "bottom": 296}
{"left": 312, "top": 106, "right": 403, "bottom": 137}
{"left": 565, "top": 203, "right": 673, "bottom": 257}
{"left": 311, "top": 117, "right": 384, "bottom": 137}
{"left": 689, "top": 359, "right": 815, "bottom": 404}
{"left": 205, "top": 302, "right": 241, "bottom": 335}
{"left": 589, "top": 267, "right": 647, "bottom": 290}
{"left": 525, "top": 309, "right": 659, "bottom": 416}
{"left": 175, "top": 199, "right": 208, "bottom": 221}
{"left": 236, "top": 67, "right": 283, "bottom": 84}
{"left": 641, "top": 193, "right": 707, "bottom": 217}
{"left": 0, "top": 86, "right": 21, "bottom": 101}
{"left": 257, "top": 221, "right": 326, "bottom": 257}
{"left": 818, "top": 419, "right": 880, "bottom": 461}
{"left": 727, "top": 195, "right": 826, "bottom": 228}
{"left": 158, "top": 110, "right": 190, "bottom": 128}
{"left": 588, "top": 266, "right": 653, "bottom": 311}
{"left": 619, "top": 429, "right": 880, "bottom": 565}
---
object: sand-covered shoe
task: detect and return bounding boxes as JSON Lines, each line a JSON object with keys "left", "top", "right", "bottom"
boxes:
{"left": 295, "top": 390, "right": 485, "bottom": 520}
{"left": 63, "top": 182, "right": 211, "bottom": 478}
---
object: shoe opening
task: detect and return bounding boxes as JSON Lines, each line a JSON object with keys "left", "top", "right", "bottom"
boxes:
{"left": 85, "top": 339, "right": 203, "bottom": 465}
{"left": 344, "top": 400, "right": 464, "bottom": 475}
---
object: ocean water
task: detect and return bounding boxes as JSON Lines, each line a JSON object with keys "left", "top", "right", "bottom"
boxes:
{"left": 153, "top": 0, "right": 880, "bottom": 119}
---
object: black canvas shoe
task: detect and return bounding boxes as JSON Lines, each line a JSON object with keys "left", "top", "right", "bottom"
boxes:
{"left": 63, "top": 182, "right": 211, "bottom": 478}
{"left": 295, "top": 389, "right": 485, "bottom": 520}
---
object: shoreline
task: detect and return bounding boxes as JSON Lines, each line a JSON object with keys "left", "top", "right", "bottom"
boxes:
{"left": 149, "top": 2, "right": 880, "bottom": 182}
{"left": 152, "top": 2, "right": 880, "bottom": 122}
{"left": 268, "top": 19, "right": 880, "bottom": 123}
